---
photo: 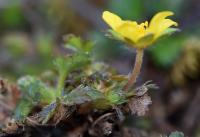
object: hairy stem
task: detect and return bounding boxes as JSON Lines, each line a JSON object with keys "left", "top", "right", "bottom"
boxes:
{"left": 123, "top": 49, "right": 144, "bottom": 91}
{"left": 57, "top": 71, "right": 68, "bottom": 97}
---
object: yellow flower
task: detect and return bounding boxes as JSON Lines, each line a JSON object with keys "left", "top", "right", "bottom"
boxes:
{"left": 102, "top": 11, "right": 178, "bottom": 49}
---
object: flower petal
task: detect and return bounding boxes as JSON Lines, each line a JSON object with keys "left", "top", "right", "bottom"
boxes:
{"left": 149, "top": 11, "right": 174, "bottom": 28}
{"left": 102, "top": 10, "right": 178, "bottom": 49}
{"left": 147, "top": 11, "right": 178, "bottom": 39}
{"left": 154, "top": 19, "right": 178, "bottom": 38}
{"left": 102, "top": 11, "right": 123, "bottom": 30}
{"left": 116, "top": 22, "right": 145, "bottom": 43}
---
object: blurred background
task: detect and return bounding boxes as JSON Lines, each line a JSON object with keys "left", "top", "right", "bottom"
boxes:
{"left": 0, "top": 0, "right": 200, "bottom": 136}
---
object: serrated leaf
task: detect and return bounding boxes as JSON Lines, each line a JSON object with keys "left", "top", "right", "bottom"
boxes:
{"left": 28, "top": 99, "right": 75, "bottom": 125}
{"left": 64, "top": 35, "right": 94, "bottom": 53}
{"left": 17, "top": 75, "right": 56, "bottom": 104}
{"left": 38, "top": 101, "right": 58, "bottom": 124}
{"left": 13, "top": 99, "right": 34, "bottom": 121}
{"left": 63, "top": 85, "right": 104, "bottom": 106}
{"left": 105, "top": 87, "right": 127, "bottom": 105}
{"left": 54, "top": 53, "right": 91, "bottom": 74}
{"left": 54, "top": 53, "right": 91, "bottom": 96}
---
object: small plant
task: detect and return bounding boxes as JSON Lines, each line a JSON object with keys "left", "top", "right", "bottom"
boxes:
{"left": 1, "top": 11, "right": 178, "bottom": 137}
{"left": 13, "top": 35, "right": 155, "bottom": 123}
{"left": 102, "top": 11, "right": 178, "bottom": 91}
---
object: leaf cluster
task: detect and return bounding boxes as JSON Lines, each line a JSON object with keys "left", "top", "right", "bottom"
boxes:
{"left": 13, "top": 35, "right": 153, "bottom": 124}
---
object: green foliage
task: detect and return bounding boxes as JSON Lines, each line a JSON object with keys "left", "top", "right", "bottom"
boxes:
{"left": 63, "top": 84, "right": 128, "bottom": 109}
{"left": 14, "top": 75, "right": 58, "bottom": 121}
{"left": 64, "top": 35, "right": 94, "bottom": 53}
{"left": 17, "top": 76, "right": 56, "bottom": 104}
{"left": 54, "top": 53, "right": 91, "bottom": 75}
{"left": 35, "top": 99, "right": 64, "bottom": 124}
{"left": 54, "top": 53, "right": 91, "bottom": 96}
{"left": 12, "top": 35, "right": 151, "bottom": 123}
{"left": 13, "top": 99, "right": 34, "bottom": 121}
{"left": 54, "top": 35, "right": 93, "bottom": 96}
{"left": 13, "top": 36, "right": 94, "bottom": 120}
{"left": 63, "top": 85, "right": 104, "bottom": 106}
{"left": 105, "top": 86, "right": 127, "bottom": 105}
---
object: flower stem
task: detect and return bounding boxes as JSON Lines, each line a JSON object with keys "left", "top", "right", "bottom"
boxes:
{"left": 123, "top": 49, "right": 144, "bottom": 91}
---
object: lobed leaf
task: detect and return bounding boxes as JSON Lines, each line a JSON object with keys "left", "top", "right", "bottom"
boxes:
{"left": 105, "top": 87, "right": 127, "bottom": 105}
{"left": 54, "top": 53, "right": 91, "bottom": 75}
{"left": 17, "top": 75, "right": 56, "bottom": 104}
{"left": 64, "top": 34, "right": 94, "bottom": 53}
{"left": 13, "top": 99, "right": 34, "bottom": 121}
{"left": 63, "top": 85, "right": 104, "bottom": 106}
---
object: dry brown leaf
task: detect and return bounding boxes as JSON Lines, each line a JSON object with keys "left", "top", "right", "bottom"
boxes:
{"left": 128, "top": 94, "right": 152, "bottom": 116}
{"left": 1, "top": 120, "right": 23, "bottom": 135}
{"left": 0, "top": 78, "right": 20, "bottom": 125}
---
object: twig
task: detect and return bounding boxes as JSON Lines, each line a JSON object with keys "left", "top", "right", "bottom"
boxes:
{"left": 92, "top": 113, "right": 114, "bottom": 127}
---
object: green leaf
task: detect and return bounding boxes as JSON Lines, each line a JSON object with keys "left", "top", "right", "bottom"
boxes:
{"left": 106, "top": 29, "right": 125, "bottom": 42}
{"left": 13, "top": 99, "right": 34, "bottom": 121}
{"left": 169, "top": 131, "right": 184, "bottom": 137}
{"left": 162, "top": 28, "right": 180, "bottom": 36}
{"left": 17, "top": 75, "right": 56, "bottom": 104}
{"left": 89, "top": 86, "right": 127, "bottom": 108}
{"left": 30, "top": 99, "right": 76, "bottom": 125}
{"left": 64, "top": 35, "right": 94, "bottom": 53}
{"left": 63, "top": 85, "right": 104, "bottom": 106}
{"left": 105, "top": 87, "right": 127, "bottom": 105}
{"left": 54, "top": 53, "right": 91, "bottom": 96}
{"left": 35, "top": 99, "right": 62, "bottom": 124}
{"left": 54, "top": 53, "right": 91, "bottom": 74}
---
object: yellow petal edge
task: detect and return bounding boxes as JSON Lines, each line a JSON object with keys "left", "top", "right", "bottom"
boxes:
{"left": 102, "top": 10, "right": 178, "bottom": 49}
